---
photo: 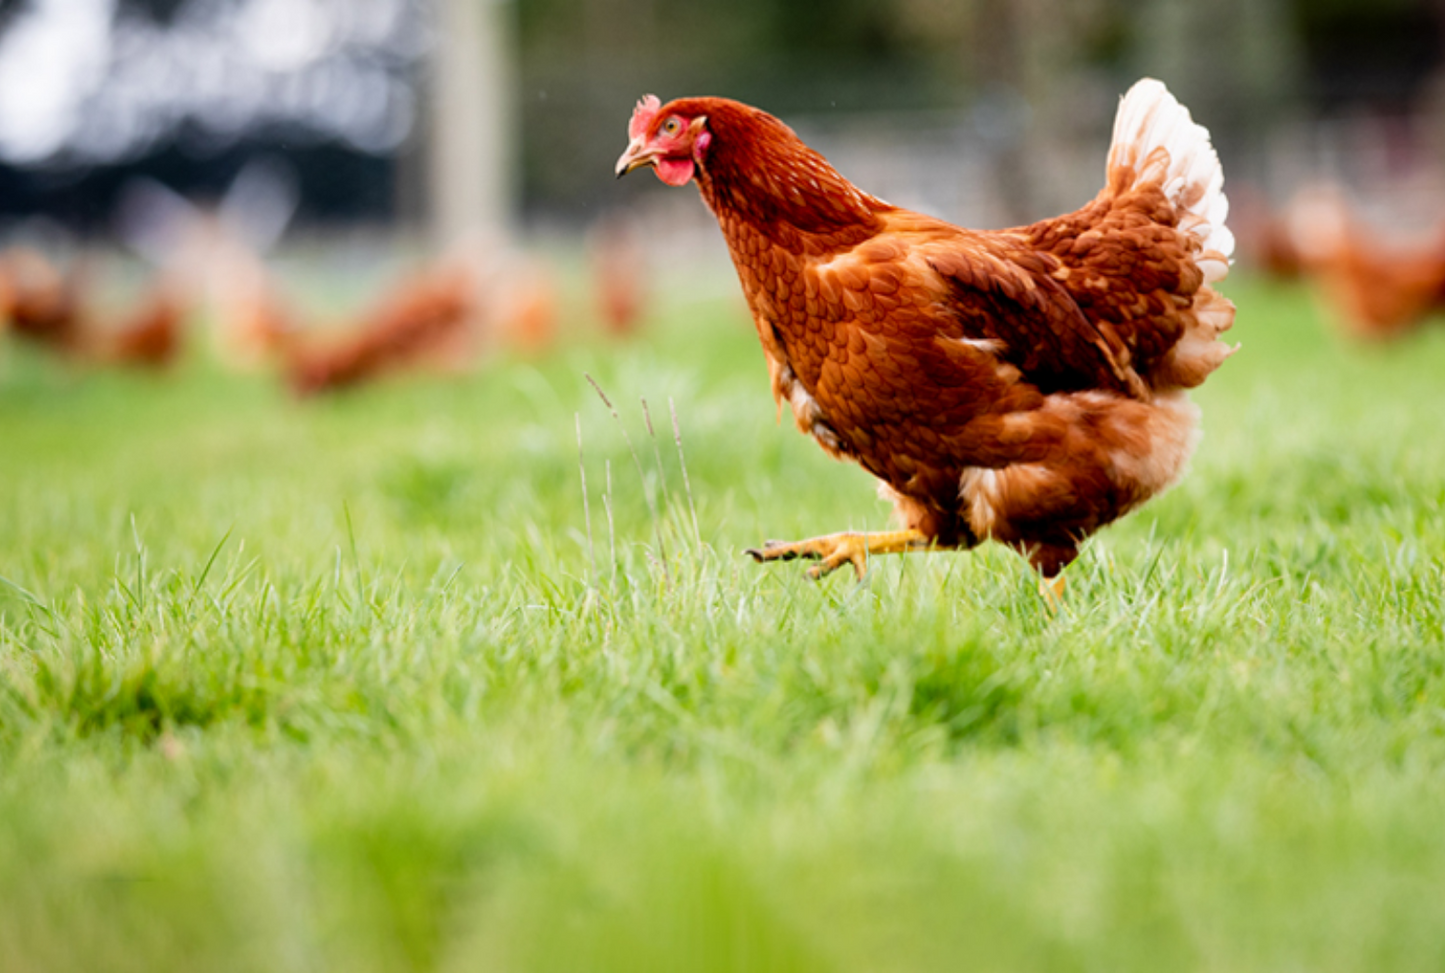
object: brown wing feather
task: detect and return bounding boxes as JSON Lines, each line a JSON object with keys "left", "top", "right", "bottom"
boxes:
{"left": 1022, "top": 186, "right": 1208, "bottom": 379}
{"left": 920, "top": 227, "right": 1148, "bottom": 399}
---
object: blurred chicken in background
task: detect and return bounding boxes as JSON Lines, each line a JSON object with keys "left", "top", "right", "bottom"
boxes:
{"left": 1287, "top": 183, "right": 1445, "bottom": 340}
{"left": 217, "top": 268, "right": 302, "bottom": 366}
{"left": 107, "top": 157, "right": 569, "bottom": 384}
{"left": 285, "top": 260, "right": 484, "bottom": 396}
{"left": 86, "top": 275, "right": 191, "bottom": 368}
{"left": 588, "top": 214, "right": 649, "bottom": 337}
{"left": 0, "top": 261, "right": 10, "bottom": 341}
{"left": 0, "top": 247, "right": 192, "bottom": 367}
{"left": 498, "top": 254, "right": 559, "bottom": 354}
{"left": 0, "top": 248, "right": 86, "bottom": 353}
{"left": 114, "top": 158, "right": 301, "bottom": 368}
{"left": 1231, "top": 185, "right": 1304, "bottom": 281}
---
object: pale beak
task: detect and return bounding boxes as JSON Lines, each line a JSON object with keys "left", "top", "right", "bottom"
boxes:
{"left": 615, "top": 136, "right": 655, "bottom": 179}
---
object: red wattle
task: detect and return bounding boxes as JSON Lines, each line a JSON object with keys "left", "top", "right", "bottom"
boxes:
{"left": 655, "top": 158, "right": 695, "bottom": 186}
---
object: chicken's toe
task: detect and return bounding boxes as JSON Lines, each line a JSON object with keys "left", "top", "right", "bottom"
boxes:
{"left": 747, "top": 529, "right": 930, "bottom": 580}
{"left": 805, "top": 546, "right": 868, "bottom": 581}
{"left": 744, "top": 539, "right": 819, "bottom": 563}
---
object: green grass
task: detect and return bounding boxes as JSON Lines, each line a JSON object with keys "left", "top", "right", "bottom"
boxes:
{"left": 1, "top": 274, "right": 1443, "bottom": 972}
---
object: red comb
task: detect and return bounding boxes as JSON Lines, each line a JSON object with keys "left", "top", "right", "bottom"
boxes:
{"left": 629, "top": 95, "right": 662, "bottom": 139}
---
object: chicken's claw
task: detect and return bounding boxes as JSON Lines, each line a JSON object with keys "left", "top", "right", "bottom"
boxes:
{"left": 745, "top": 529, "right": 935, "bottom": 581}
{"left": 746, "top": 536, "right": 867, "bottom": 580}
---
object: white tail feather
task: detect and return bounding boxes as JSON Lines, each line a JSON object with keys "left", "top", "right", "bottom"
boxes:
{"left": 1108, "top": 79, "right": 1233, "bottom": 283}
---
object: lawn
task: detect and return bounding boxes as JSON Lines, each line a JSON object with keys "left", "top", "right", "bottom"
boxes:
{"left": 1, "top": 271, "right": 1443, "bottom": 972}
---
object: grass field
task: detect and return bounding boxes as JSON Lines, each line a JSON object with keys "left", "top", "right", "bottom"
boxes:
{"left": 1, "top": 272, "right": 1443, "bottom": 972}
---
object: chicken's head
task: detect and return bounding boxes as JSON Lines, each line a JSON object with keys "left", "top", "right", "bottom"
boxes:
{"left": 615, "top": 95, "right": 711, "bottom": 187}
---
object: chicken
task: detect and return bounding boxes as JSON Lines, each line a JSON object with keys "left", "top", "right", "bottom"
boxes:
{"left": 285, "top": 262, "right": 481, "bottom": 395}
{"left": 200, "top": 244, "right": 302, "bottom": 367}
{"left": 589, "top": 215, "right": 650, "bottom": 336}
{"left": 499, "top": 257, "right": 560, "bottom": 353}
{"left": 221, "top": 269, "right": 300, "bottom": 365}
{"left": 616, "top": 80, "right": 1235, "bottom": 591}
{"left": 1230, "top": 184, "right": 1302, "bottom": 281}
{"left": 88, "top": 276, "right": 190, "bottom": 368}
{"left": 113, "top": 160, "right": 300, "bottom": 369}
{"left": 1285, "top": 184, "right": 1445, "bottom": 340}
{"left": 0, "top": 248, "right": 85, "bottom": 353}
{"left": 0, "top": 248, "right": 192, "bottom": 367}
{"left": 0, "top": 272, "right": 10, "bottom": 342}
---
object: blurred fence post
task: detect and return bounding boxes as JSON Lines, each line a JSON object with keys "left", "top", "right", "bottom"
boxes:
{"left": 429, "top": 0, "right": 517, "bottom": 247}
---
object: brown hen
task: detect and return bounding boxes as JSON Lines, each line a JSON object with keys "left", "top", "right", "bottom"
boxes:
{"left": 0, "top": 248, "right": 85, "bottom": 352}
{"left": 617, "top": 80, "right": 1235, "bottom": 588}
{"left": 589, "top": 215, "right": 650, "bottom": 337}
{"left": 1286, "top": 184, "right": 1445, "bottom": 340}
{"left": 1230, "top": 184, "right": 1303, "bottom": 281}
{"left": 89, "top": 277, "right": 190, "bottom": 368}
{"left": 285, "top": 263, "right": 480, "bottom": 396}
{"left": 0, "top": 249, "right": 192, "bottom": 367}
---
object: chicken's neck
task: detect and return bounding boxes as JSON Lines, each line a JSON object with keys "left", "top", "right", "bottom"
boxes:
{"left": 695, "top": 151, "right": 888, "bottom": 256}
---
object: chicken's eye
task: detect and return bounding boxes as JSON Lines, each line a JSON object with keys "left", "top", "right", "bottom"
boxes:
{"left": 662, "top": 117, "right": 682, "bottom": 136}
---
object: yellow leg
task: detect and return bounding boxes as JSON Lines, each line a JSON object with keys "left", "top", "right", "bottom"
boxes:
{"left": 745, "top": 528, "right": 936, "bottom": 580}
{"left": 1038, "top": 573, "right": 1067, "bottom": 610}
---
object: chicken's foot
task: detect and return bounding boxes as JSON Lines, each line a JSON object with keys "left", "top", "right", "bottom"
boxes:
{"left": 1038, "top": 573, "right": 1067, "bottom": 610}
{"left": 745, "top": 529, "right": 935, "bottom": 580}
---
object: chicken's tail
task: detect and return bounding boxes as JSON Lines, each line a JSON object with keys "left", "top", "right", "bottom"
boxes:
{"left": 1106, "top": 78, "right": 1236, "bottom": 389}
{"left": 1107, "top": 79, "right": 1233, "bottom": 279}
